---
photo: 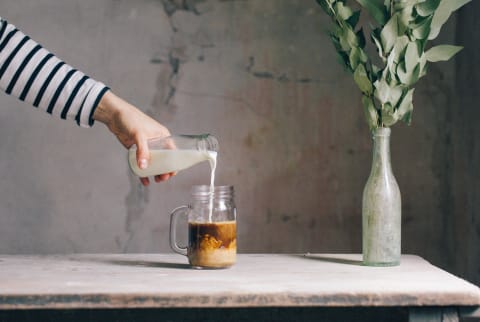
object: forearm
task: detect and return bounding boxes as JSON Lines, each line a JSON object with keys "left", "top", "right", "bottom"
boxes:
{"left": 93, "top": 90, "right": 139, "bottom": 136}
{"left": 92, "top": 90, "right": 117, "bottom": 127}
{"left": 0, "top": 17, "right": 108, "bottom": 127}
{"left": 0, "top": 17, "right": 172, "bottom": 185}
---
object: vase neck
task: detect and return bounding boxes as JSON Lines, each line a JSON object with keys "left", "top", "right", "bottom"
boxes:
{"left": 371, "top": 127, "right": 392, "bottom": 174}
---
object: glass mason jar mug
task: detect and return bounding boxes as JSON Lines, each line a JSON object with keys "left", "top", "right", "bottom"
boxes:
{"left": 170, "top": 185, "right": 237, "bottom": 269}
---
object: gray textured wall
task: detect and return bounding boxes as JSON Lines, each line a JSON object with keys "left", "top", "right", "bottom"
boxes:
{"left": 0, "top": 0, "right": 478, "bottom": 284}
{"left": 454, "top": 2, "right": 480, "bottom": 286}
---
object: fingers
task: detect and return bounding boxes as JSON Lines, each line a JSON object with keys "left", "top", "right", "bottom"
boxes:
{"left": 136, "top": 133, "right": 176, "bottom": 185}
{"left": 135, "top": 135, "right": 150, "bottom": 170}
{"left": 140, "top": 177, "right": 150, "bottom": 186}
{"left": 154, "top": 174, "right": 167, "bottom": 182}
{"left": 154, "top": 173, "right": 170, "bottom": 182}
{"left": 140, "top": 172, "right": 175, "bottom": 185}
{"left": 153, "top": 171, "right": 176, "bottom": 183}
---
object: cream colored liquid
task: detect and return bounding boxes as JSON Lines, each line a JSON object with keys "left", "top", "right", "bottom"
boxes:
{"left": 208, "top": 155, "right": 216, "bottom": 222}
{"left": 128, "top": 149, "right": 217, "bottom": 178}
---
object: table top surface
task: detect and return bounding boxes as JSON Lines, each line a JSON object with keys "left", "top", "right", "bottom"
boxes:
{"left": 0, "top": 253, "right": 479, "bottom": 309}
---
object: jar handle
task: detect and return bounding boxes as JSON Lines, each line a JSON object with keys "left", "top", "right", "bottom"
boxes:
{"left": 169, "top": 206, "right": 189, "bottom": 256}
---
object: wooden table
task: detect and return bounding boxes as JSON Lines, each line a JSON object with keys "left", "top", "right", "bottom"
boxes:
{"left": 1, "top": 254, "right": 479, "bottom": 321}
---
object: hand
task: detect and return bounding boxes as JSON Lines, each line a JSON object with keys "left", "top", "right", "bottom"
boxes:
{"left": 93, "top": 91, "right": 175, "bottom": 186}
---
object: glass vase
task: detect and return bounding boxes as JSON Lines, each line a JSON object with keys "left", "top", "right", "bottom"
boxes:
{"left": 362, "top": 127, "right": 401, "bottom": 266}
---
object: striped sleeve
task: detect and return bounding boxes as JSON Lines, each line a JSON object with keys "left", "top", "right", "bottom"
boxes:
{"left": 0, "top": 18, "right": 109, "bottom": 127}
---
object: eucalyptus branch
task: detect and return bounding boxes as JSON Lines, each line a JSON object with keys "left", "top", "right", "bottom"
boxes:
{"left": 317, "top": 0, "right": 471, "bottom": 130}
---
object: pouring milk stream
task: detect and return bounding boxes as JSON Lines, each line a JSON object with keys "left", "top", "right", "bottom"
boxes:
{"left": 128, "top": 134, "right": 218, "bottom": 221}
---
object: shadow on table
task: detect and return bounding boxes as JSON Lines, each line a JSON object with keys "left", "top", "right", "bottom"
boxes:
{"left": 74, "top": 257, "right": 192, "bottom": 270}
{"left": 290, "top": 254, "right": 363, "bottom": 266}
{"left": 100, "top": 259, "right": 192, "bottom": 269}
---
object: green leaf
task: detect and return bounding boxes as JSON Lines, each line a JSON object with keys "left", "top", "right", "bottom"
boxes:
{"left": 335, "top": 1, "right": 354, "bottom": 20}
{"left": 318, "top": 0, "right": 336, "bottom": 12}
{"left": 397, "top": 4, "right": 415, "bottom": 34}
{"left": 394, "top": 0, "right": 419, "bottom": 10}
{"left": 356, "top": 28, "right": 366, "bottom": 48}
{"left": 374, "top": 78, "right": 403, "bottom": 106}
{"left": 351, "top": 47, "right": 368, "bottom": 68}
{"left": 338, "top": 27, "right": 359, "bottom": 51}
{"left": 345, "top": 27, "right": 360, "bottom": 48}
{"left": 355, "top": 0, "right": 388, "bottom": 25}
{"left": 397, "top": 62, "right": 420, "bottom": 86}
{"left": 349, "top": 47, "right": 361, "bottom": 70}
{"left": 384, "top": 101, "right": 394, "bottom": 112}
{"left": 354, "top": 64, "right": 373, "bottom": 94}
{"left": 316, "top": 0, "right": 332, "bottom": 15}
{"left": 402, "top": 110, "right": 413, "bottom": 125}
{"left": 385, "top": 45, "right": 399, "bottom": 80}
{"left": 359, "top": 47, "right": 368, "bottom": 64}
{"left": 371, "top": 30, "right": 385, "bottom": 59}
{"left": 362, "top": 95, "right": 379, "bottom": 130}
{"left": 382, "top": 116, "right": 397, "bottom": 127}
{"left": 405, "top": 41, "right": 420, "bottom": 71}
{"left": 337, "top": 29, "right": 351, "bottom": 51}
{"left": 329, "top": 32, "right": 340, "bottom": 47}
{"left": 450, "top": 0, "right": 472, "bottom": 12}
{"left": 396, "top": 60, "right": 406, "bottom": 79}
{"left": 392, "top": 35, "right": 410, "bottom": 64}
{"left": 384, "top": 0, "right": 391, "bottom": 11}
{"left": 336, "top": 50, "right": 351, "bottom": 70}
{"left": 412, "top": 16, "right": 432, "bottom": 40}
{"left": 329, "top": 32, "right": 350, "bottom": 69}
{"left": 429, "top": 0, "right": 472, "bottom": 40}
{"left": 410, "top": 64, "right": 421, "bottom": 85}
{"left": 397, "top": 88, "right": 415, "bottom": 125}
{"left": 346, "top": 10, "right": 361, "bottom": 28}
{"left": 381, "top": 14, "right": 399, "bottom": 54}
{"left": 381, "top": 103, "right": 399, "bottom": 127}
{"left": 418, "top": 53, "right": 428, "bottom": 78}
{"left": 372, "top": 64, "right": 381, "bottom": 77}
{"left": 425, "top": 45, "right": 463, "bottom": 62}
{"left": 416, "top": 0, "right": 441, "bottom": 16}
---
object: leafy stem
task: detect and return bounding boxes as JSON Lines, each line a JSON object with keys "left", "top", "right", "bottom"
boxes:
{"left": 317, "top": 0, "right": 470, "bottom": 130}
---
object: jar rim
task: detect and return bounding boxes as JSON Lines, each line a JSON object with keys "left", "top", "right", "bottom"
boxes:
{"left": 191, "top": 185, "right": 234, "bottom": 200}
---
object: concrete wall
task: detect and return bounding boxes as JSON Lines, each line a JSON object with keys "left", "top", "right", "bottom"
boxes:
{"left": 453, "top": 2, "right": 480, "bottom": 286}
{"left": 0, "top": 0, "right": 478, "bottom": 284}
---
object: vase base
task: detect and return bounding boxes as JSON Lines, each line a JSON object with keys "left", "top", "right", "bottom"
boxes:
{"left": 363, "top": 260, "right": 400, "bottom": 267}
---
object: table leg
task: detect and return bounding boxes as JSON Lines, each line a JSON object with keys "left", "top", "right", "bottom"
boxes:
{"left": 459, "top": 306, "right": 480, "bottom": 320}
{"left": 408, "top": 307, "right": 459, "bottom": 322}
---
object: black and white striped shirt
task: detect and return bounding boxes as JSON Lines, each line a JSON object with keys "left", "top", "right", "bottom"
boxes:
{"left": 0, "top": 17, "right": 109, "bottom": 127}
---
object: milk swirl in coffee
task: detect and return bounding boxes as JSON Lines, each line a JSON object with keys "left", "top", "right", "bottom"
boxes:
{"left": 188, "top": 221, "right": 236, "bottom": 268}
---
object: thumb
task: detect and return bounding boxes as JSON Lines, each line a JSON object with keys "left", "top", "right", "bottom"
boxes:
{"left": 136, "top": 135, "right": 150, "bottom": 170}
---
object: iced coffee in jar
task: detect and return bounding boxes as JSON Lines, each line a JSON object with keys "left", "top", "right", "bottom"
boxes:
{"left": 170, "top": 185, "right": 236, "bottom": 269}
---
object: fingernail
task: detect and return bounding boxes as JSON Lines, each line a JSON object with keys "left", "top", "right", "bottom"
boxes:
{"left": 139, "top": 159, "right": 148, "bottom": 169}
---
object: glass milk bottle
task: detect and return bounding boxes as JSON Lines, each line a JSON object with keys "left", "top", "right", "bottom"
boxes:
{"left": 128, "top": 134, "right": 219, "bottom": 177}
